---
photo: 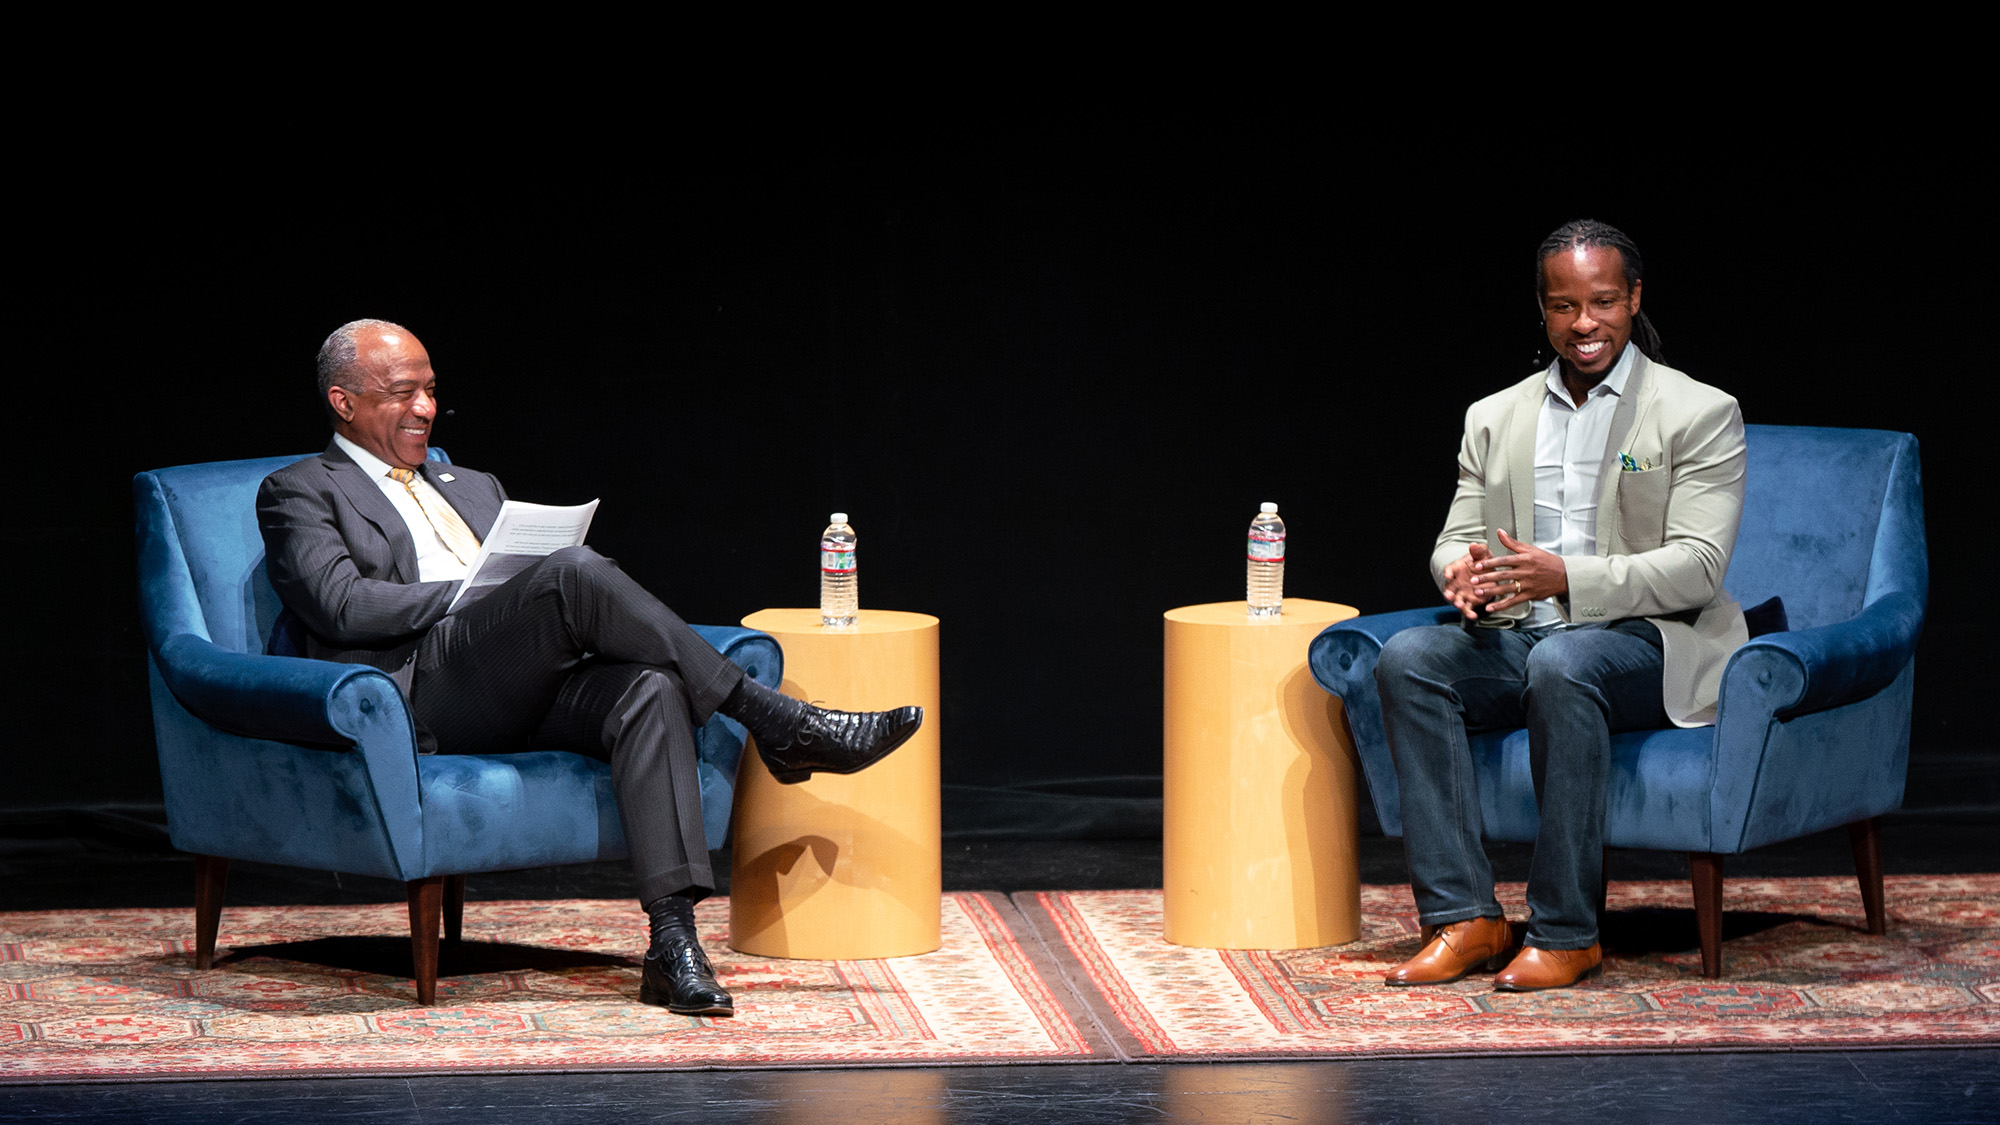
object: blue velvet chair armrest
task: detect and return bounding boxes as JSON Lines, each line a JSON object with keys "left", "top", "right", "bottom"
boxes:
{"left": 690, "top": 625, "right": 784, "bottom": 689}
{"left": 154, "top": 632, "right": 414, "bottom": 747}
{"left": 148, "top": 633, "right": 426, "bottom": 877}
{"left": 1308, "top": 605, "right": 1461, "bottom": 697}
{"left": 1709, "top": 590, "right": 1926, "bottom": 852}
{"left": 1308, "top": 606, "right": 1459, "bottom": 837}
{"left": 684, "top": 624, "right": 783, "bottom": 850}
{"left": 1718, "top": 590, "right": 1926, "bottom": 722}
{"left": 1318, "top": 606, "right": 1460, "bottom": 655}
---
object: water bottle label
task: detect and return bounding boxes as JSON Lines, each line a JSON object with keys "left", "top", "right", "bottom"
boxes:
{"left": 1247, "top": 532, "right": 1286, "bottom": 562}
{"left": 821, "top": 549, "right": 856, "bottom": 574}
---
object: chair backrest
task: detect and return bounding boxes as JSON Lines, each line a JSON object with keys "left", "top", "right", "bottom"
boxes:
{"left": 1724, "top": 425, "right": 1926, "bottom": 631}
{"left": 134, "top": 448, "right": 451, "bottom": 657}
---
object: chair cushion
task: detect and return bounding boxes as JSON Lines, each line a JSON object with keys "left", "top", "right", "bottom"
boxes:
{"left": 1724, "top": 426, "right": 1905, "bottom": 631}
{"left": 143, "top": 455, "right": 312, "bottom": 655}
{"left": 416, "top": 751, "right": 628, "bottom": 877}
{"left": 1476, "top": 724, "right": 1720, "bottom": 852}
{"left": 267, "top": 609, "right": 309, "bottom": 658}
{"left": 1743, "top": 596, "right": 1789, "bottom": 638}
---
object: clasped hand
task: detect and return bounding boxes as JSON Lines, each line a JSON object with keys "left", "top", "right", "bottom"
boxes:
{"left": 1441, "top": 530, "right": 1567, "bottom": 620}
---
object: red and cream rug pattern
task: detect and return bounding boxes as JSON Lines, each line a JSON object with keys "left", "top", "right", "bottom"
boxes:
{"left": 9, "top": 876, "right": 1997, "bottom": 1081}
{"left": 1022, "top": 875, "right": 2000, "bottom": 1059}
{"left": 1, "top": 892, "right": 1106, "bottom": 1082}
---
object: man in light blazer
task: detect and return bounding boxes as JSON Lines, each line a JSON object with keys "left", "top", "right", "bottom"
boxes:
{"left": 256, "top": 320, "right": 924, "bottom": 1017}
{"left": 1377, "top": 221, "right": 1747, "bottom": 992}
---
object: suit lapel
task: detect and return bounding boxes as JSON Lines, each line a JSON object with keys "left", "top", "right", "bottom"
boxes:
{"left": 423, "top": 460, "right": 500, "bottom": 541}
{"left": 1503, "top": 375, "right": 1540, "bottom": 548}
{"left": 320, "top": 443, "right": 421, "bottom": 583}
{"left": 1593, "top": 349, "right": 1655, "bottom": 556}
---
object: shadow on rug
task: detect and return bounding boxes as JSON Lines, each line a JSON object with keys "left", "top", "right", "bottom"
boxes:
{"left": 216, "top": 936, "right": 633, "bottom": 981}
{"left": 1017, "top": 876, "right": 2000, "bottom": 1059}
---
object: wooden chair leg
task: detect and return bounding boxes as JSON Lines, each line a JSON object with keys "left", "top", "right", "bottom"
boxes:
{"left": 1690, "top": 852, "right": 1724, "bottom": 979}
{"left": 1848, "top": 817, "right": 1887, "bottom": 935}
{"left": 193, "top": 855, "right": 228, "bottom": 970}
{"left": 407, "top": 877, "right": 445, "bottom": 1006}
{"left": 444, "top": 874, "right": 467, "bottom": 944}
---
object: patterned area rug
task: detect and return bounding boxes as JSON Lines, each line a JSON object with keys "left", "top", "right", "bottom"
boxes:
{"left": 1, "top": 893, "right": 1109, "bottom": 1082}
{"left": 1019, "top": 876, "right": 2000, "bottom": 1059}
{"left": 11, "top": 878, "right": 1997, "bottom": 1081}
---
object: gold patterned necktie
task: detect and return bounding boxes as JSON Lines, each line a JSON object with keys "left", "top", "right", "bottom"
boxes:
{"left": 387, "top": 467, "right": 481, "bottom": 566}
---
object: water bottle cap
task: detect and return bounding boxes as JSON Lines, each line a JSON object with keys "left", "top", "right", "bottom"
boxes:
{"left": 1260, "top": 502, "right": 1278, "bottom": 514}
{"left": 830, "top": 513, "right": 848, "bottom": 524}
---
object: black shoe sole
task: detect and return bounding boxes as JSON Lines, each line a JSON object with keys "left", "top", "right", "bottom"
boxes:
{"left": 639, "top": 982, "right": 735, "bottom": 1016}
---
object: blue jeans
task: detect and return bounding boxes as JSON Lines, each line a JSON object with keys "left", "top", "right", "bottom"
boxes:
{"left": 1374, "top": 620, "right": 1666, "bottom": 950}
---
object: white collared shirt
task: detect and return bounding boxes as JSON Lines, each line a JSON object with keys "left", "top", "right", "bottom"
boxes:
{"left": 1526, "top": 343, "right": 1637, "bottom": 627}
{"left": 332, "top": 433, "right": 473, "bottom": 584}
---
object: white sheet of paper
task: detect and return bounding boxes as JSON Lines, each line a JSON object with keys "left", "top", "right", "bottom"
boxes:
{"left": 446, "top": 499, "right": 600, "bottom": 612}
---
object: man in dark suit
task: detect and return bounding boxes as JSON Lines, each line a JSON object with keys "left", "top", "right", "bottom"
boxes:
{"left": 257, "top": 319, "right": 923, "bottom": 1017}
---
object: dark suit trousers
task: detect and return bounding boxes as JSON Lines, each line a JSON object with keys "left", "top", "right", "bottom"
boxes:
{"left": 410, "top": 547, "right": 744, "bottom": 905}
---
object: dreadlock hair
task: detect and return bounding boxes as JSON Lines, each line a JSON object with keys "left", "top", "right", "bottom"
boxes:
{"left": 1535, "top": 219, "right": 1663, "bottom": 363}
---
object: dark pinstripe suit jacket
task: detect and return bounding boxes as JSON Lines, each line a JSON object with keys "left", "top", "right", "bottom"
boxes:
{"left": 256, "top": 441, "right": 507, "bottom": 697}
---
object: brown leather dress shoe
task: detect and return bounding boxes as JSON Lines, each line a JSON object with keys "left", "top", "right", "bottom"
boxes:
{"left": 1384, "top": 916, "right": 1515, "bottom": 986}
{"left": 1493, "top": 943, "right": 1602, "bottom": 991}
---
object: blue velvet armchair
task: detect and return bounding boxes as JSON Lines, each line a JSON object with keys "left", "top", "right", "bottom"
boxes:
{"left": 1309, "top": 425, "right": 1926, "bottom": 976}
{"left": 134, "top": 451, "right": 782, "bottom": 1003}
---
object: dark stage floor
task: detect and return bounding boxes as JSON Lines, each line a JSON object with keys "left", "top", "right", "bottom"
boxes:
{"left": 4, "top": 757, "right": 1997, "bottom": 1123}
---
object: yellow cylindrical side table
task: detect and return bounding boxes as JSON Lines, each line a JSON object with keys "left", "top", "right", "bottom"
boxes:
{"left": 1163, "top": 598, "right": 1362, "bottom": 949}
{"left": 729, "top": 608, "right": 942, "bottom": 959}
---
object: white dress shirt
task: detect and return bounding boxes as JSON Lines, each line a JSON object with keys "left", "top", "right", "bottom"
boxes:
{"left": 1525, "top": 343, "right": 1637, "bottom": 627}
{"left": 332, "top": 433, "right": 474, "bottom": 583}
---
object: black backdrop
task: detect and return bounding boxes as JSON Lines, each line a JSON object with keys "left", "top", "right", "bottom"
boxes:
{"left": 10, "top": 111, "right": 1983, "bottom": 824}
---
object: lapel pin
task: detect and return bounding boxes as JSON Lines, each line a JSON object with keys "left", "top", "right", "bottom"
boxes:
{"left": 438, "top": 473, "right": 455, "bottom": 482}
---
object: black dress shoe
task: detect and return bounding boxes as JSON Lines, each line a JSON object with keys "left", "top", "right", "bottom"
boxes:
{"left": 755, "top": 703, "right": 924, "bottom": 784}
{"left": 639, "top": 935, "right": 734, "bottom": 1016}
{"left": 721, "top": 679, "right": 925, "bottom": 785}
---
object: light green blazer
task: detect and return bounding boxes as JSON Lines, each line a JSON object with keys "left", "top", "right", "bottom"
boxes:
{"left": 1427, "top": 350, "right": 1749, "bottom": 727}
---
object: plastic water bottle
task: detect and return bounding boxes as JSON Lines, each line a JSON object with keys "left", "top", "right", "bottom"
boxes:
{"left": 820, "top": 513, "right": 857, "bottom": 627}
{"left": 1247, "top": 502, "right": 1285, "bottom": 617}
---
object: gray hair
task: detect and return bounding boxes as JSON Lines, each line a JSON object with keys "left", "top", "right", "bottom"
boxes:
{"left": 316, "top": 318, "right": 411, "bottom": 424}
